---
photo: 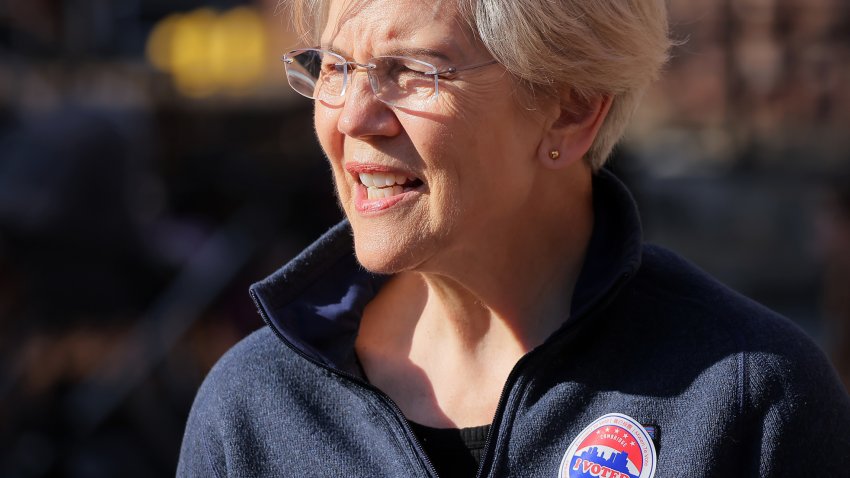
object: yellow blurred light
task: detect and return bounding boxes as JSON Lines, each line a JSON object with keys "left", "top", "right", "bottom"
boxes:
{"left": 217, "top": 7, "right": 267, "bottom": 92}
{"left": 145, "top": 6, "right": 268, "bottom": 98}
{"left": 171, "top": 8, "right": 218, "bottom": 97}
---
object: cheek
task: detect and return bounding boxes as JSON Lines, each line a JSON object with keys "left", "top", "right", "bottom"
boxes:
{"left": 314, "top": 104, "right": 342, "bottom": 159}
{"left": 443, "top": 101, "right": 540, "bottom": 214}
{"left": 313, "top": 105, "right": 352, "bottom": 204}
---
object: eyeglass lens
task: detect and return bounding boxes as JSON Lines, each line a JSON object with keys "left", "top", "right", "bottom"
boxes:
{"left": 283, "top": 49, "right": 438, "bottom": 109}
{"left": 284, "top": 49, "right": 346, "bottom": 101}
{"left": 368, "top": 56, "right": 437, "bottom": 108}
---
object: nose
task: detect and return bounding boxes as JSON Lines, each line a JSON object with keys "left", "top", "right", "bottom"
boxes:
{"left": 336, "top": 66, "right": 402, "bottom": 139}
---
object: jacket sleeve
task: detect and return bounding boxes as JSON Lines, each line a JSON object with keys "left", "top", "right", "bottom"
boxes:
{"left": 747, "top": 334, "right": 850, "bottom": 476}
{"left": 176, "top": 374, "right": 227, "bottom": 478}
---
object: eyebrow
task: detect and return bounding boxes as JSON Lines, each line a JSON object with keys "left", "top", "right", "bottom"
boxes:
{"left": 385, "top": 47, "right": 451, "bottom": 62}
{"left": 320, "top": 44, "right": 452, "bottom": 63}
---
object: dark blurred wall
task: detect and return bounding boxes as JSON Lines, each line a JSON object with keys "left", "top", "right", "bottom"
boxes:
{"left": 1, "top": 1, "right": 341, "bottom": 476}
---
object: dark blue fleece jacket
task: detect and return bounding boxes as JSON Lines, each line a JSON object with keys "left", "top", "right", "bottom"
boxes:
{"left": 178, "top": 170, "right": 850, "bottom": 477}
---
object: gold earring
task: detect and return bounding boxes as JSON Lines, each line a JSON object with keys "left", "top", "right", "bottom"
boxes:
{"left": 549, "top": 149, "right": 560, "bottom": 160}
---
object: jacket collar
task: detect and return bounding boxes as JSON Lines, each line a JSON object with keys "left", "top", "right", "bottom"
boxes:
{"left": 250, "top": 168, "right": 643, "bottom": 375}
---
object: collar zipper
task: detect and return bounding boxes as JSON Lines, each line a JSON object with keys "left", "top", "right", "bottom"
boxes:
{"left": 474, "top": 270, "right": 634, "bottom": 477}
{"left": 251, "top": 270, "right": 634, "bottom": 478}
{"left": 250, "top": 288, "right": 439, "bottom": 477}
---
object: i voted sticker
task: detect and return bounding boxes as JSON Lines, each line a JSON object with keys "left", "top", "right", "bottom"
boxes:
{"left": 558, "top": 413, "right": 656, "bottom": 478}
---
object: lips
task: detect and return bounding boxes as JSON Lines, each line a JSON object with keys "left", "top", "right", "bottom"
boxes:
{"left": 345, "top": 163, "right": 425, "bottom": 213}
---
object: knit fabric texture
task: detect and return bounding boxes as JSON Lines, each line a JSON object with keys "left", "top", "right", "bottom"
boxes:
{"left": 178, "top": 170, "right": 850, "bottom": 477}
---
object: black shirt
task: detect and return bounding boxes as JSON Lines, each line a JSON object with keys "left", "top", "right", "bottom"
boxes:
{"left": 408, "top": 421, "right": 491, "bottom": 478}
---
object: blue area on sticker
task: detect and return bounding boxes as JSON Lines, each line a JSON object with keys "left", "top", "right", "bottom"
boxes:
{"left": 558, "top": 414, "right": 657, "bottom": 478}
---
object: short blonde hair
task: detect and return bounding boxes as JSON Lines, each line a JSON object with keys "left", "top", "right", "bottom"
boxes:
{"left": 281, "top": 0, "right": 671, "bottom": 169}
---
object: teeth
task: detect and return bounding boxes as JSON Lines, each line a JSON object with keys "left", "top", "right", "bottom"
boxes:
{"left": 367, "top": 187, "right": 389, "bottom": 200}
{"left": 359, "top": 173, "right": 375, "bottom": 188}
{"left": 359, "top": 171, "right": 420, "bottom": 201}
{"left": 358, "top": 172, "right": 412, "bottom": 188}
{"left": 365, "top": 185, "right": 407, "bottom": 200}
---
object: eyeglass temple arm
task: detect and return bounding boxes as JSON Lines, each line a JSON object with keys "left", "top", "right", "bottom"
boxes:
{"left": 434, "top": 59, "right": 498, "bottom": 77}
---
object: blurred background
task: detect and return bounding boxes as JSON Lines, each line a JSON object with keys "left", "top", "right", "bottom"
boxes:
{"left": 0, "top": 0, "right": 848, "bottom": 476}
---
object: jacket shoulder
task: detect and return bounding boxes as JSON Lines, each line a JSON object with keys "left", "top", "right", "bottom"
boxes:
{"left": 177, "top": 327, "right": 316, "bottom": 476}
{"left": 635, "top": 244, "right": 818, "bottom": 354}
{"left": 180, "top": 325, "right": 331, "bottom": 426}
{"left": 196, "top": 326, "right": 295, "bottom": 394}
{"left": 631, "top": 244, "right": 850, "bottom": 474}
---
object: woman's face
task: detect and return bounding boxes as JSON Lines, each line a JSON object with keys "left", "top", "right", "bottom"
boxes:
{"left": 316, "top": 0, "right": 551, "bottom": 274}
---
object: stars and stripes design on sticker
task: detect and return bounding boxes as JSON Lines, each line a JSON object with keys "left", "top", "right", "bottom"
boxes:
{"left": 558, "top": 413, "right": 657, "bottom": 478}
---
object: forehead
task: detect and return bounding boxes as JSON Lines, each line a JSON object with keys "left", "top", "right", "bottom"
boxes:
{"left": 321, "top": 0, "right": 473, "bottom": 57}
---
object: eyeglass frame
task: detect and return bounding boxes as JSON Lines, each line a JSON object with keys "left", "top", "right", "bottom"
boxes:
{"left": 281, "top": 47, "right": 498, "bottom": 109}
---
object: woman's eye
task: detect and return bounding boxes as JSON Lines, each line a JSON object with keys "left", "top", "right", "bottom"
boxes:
{"left": 387, "top": 61, "right": 426, "bottom": 77}
{"left": 321, "top": 62, "right": 343, "bottom": 73}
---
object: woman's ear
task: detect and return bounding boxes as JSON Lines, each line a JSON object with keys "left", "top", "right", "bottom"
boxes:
{"left": 538, "top": 91, "right": 613, "bottom": 170}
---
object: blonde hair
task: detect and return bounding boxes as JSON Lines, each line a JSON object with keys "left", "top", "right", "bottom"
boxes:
{"left": 280, "top": 0, "right": 671, "bottom": 169}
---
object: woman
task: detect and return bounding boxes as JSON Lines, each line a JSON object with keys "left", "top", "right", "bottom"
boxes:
{"left": 178, "top": 0, "right": 850, "bottom": 476}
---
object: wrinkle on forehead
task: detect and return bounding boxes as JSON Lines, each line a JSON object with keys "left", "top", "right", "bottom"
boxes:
{"left": 322, "top": 0, "right": 460, "bottom": 52}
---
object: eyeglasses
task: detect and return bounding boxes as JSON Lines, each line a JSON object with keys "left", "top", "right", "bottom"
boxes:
{"left": 282, "top": 48, "right": 497, "bottom": 111}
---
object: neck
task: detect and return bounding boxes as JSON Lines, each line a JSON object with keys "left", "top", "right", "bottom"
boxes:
{"left": 355, "top": 163, "right": 594, "bottom": 427}
{"left": 415, "top": 165, "right": 593, "bottom": 350}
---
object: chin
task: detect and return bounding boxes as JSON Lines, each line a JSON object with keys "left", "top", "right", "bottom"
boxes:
{"left": 351, "top": 225, "right": 431, "bottom": 275}
{"left": 353, "top": 239, "right": 412, "bottom": 274}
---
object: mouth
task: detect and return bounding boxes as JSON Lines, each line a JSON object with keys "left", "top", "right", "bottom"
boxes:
{"left": 357, "top": 171, "right": 424, "bottom": 200}
{"left": 344, "top": 164, "right": 426, "bottom": 213}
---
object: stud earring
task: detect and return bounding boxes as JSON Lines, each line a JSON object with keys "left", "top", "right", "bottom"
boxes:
{"left": 549, "top": 149, "right": 560, "bottom": 160}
